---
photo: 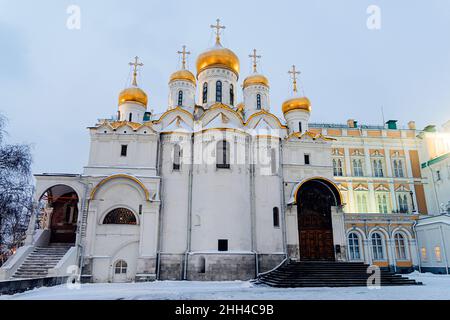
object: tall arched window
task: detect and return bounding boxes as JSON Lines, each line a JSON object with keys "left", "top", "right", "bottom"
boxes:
{"left": 397, "top": 160, "right": 404, "bottom": 177}
{"left": 129, "top": 113, "right": 132, "bottom": 122}
{"left": 173, "top": 144, "right": 181, "bottom": 171}
{"left": 333, "top": 159, "right": 343, "bottom": 176}
{"left": 273, "top": 207, "right": 280, "bottom": 227}
{"left": 103, "top": 208, "right": 137, "bottom": 225}
{"left": 394, "top": 233, "right": 407, "bottom": 260}
{"left": 377, "top": 194, "right": 389, "bottom": 213}
{"left": 348, "top": 232, "right": 361, "bottom": 260}
{"left": 114, "top": 260, "right": 127, "bottom": 274}
{"left": 398, "top": 194, "right": 408, "bottom": 213}
{"left": 356, "top": 194, "right": 368, "bottom": 213}
{"left": 177, "top": 90, "right": 183, "bottom": 106}
{"left": 353, "top": 159, "right": 363, "bottom": 176}
{"left": 373, "top": 159, "right": 384, "bottom": 177}
{"left": 202, "top": 82, "right": 208, "bottom": 103}
{"left": 229, "top": 84, "right": 234, "bottom": 106}
{"left": 393, "top": 160, "right": 404, "bottom": 177}
{"left": 215, "top": 80, "right": 222, "bottom": 102}
{"left": 371, "top": 232, "right": 385, "bottom": 260}
{"left": 256, "top": 94, "right": 262, "bottom": 110}
{"left": 216, "top": 140, "right": 230, "bottom": 169}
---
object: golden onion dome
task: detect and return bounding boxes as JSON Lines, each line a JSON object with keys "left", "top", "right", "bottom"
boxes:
{"left": 196, "top": 44, "right": 240, "bottom": 78}
{"left": 118, "top": 86, "right": 148, "bottom": 107}
{"left": 282, "top": 96, "right": 311, "bottom": 114}
{"left": 243, "top": 73, "right": 269, "bottom": 89}
{"left": 169, "top": 69, "right": 196, "bottom": 85}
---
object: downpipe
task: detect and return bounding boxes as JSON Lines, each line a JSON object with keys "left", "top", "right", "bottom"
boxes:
{"left": 156, "top": 133, "right": 163, "bottom": 280}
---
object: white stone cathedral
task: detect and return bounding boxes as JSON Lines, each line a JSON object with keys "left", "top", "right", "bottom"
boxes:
{"left": 4, "top": 20, "right": 429, "bottom": 283}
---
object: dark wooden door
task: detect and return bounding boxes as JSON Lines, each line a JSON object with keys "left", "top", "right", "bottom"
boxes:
{"left": 298, "top": 188, "right": 336, "bottom": 261}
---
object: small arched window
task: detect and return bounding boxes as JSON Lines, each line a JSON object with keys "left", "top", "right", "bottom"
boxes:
{"left": 114, "top": 260, "right": 127, "bottom": 274}
{"left": 202, "top": 82, "right": 208, "bottom": 103}
{"left": 394, "top": 233, "right": 407, "bottom": 260}
{"left": 256, "top": 94, "right": 261, "bottom": 110}
{"left": 348, "top": 232, "right": 361, "bottom": 260}
{"left": 371, "top": 232, "right": 385, "bottom": 260}
{"left": 129, "top": 113, "right": 132, "bottom": 122}
{"left": 230, "top": 84, "right": 234, "bottom": 106}
{"left": 177, "top": 90, "right": 183, "bottom": 106}
{"left": 173, "top": 144, "right": 181, "bottom": 171}
{"left": 103, "top": 208, "right": 137, "bottom": 225}
{"left": 273, "top": 207, "right": 280, "bottom": 227}
{"left": 216, "top": 80, "right": 222, "bottom": 102}
{"left": 216, "top": 140, "right": 230, "bottom": 169}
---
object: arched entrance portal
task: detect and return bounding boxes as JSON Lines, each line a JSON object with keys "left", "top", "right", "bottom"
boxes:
{"left": 296, "top": 178, "right": 341, "bottom": 261}
{"left": 39, "top": 185, "right": 79, "bottom": 244}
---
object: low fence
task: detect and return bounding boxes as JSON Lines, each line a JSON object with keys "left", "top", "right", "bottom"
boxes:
{"left": 0, "top": 276, "right": 68, "bottom": 296}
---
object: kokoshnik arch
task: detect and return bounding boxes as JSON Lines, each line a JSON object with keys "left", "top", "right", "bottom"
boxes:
{"left": 4, "top": 19, "right": 432, "bottom": 282}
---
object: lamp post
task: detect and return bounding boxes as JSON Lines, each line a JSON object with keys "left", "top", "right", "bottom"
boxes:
{"left": 409, "top": 191, "right": 416, "bottom": 213}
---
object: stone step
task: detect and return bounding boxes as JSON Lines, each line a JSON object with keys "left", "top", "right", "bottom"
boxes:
{"left": 11, "top": 245, "right": 71, "bottom": 280}
{"left": 256, "top": 261, "right": 421, "bottom": 288}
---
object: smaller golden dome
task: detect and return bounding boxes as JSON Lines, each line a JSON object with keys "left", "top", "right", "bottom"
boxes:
{"left": 243, "top": 74, "right": 269, "bottom": 89}
{"left": 169, "top": 69, "right": 196, "bottom": 85}
{"left": 118, "top": 86, "right": 148, "bottom": 107}
{"left": 282, "top": 97, "right": 311, "bottom": 114}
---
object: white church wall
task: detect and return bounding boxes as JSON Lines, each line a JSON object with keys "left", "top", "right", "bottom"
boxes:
{"left": 190, "top": 131, "right": 252, "bottom": 252}
{"left": 84, "top": 131, "right": 158, "bottom": 177}
{"left": 160, "top": 134, "right": 191, "bottom": 254}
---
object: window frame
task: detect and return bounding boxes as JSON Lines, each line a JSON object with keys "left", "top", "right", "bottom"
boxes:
{"left": 120, "top": 145, "right": 128, "bottom": 157}
{"left": 215, "top": 80, "right": 222, "bottom": 103}
{"left": 216, "top": 140, "right": 230, "bottom": 169}
{"left": 202, "top": 82, "right": 208, "bottom": 103}
{"left": 348, "top": 232, "right": 362, "bottom": 261}
{"left": 394, "top": 233, "right": 408, "bottom": 260}
{"left": 371, "top": 232, "right": 385, "bottom": 260}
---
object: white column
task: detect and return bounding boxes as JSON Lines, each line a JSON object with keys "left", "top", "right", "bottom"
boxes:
{"left": 364, "top": 147, "right": 372, "bottom": 177}
{"left": 344, "top": 147, "right": 351, "bottom": 176}
{"left": 348, "top": 182, "right": 355, "bottom": 213}
{"left": 389, "top": 184, "right": 398, "bottom": 213}
{"left": 368, "top": 183, "right": 376, "bottom": 213}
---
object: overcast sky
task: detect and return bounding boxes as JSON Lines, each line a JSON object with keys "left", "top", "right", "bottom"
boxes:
{"left": 1, "top": 0, "right": 450, "bottom": 174}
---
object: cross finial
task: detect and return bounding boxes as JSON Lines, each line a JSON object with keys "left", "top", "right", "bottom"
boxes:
{"left": 210, "top": 18, "right": 226, "bottom": 45}
{"left": 177, "top": 45, "right": 191, "bottom": 70}
{"left": 129, "top": 56, "right": 144, "bottom": 86}
{"left": 249, "top": 49, "right": 261, "bottom": 73}
{"left": 288, "top": 65, "right": 301, "bottom": 94}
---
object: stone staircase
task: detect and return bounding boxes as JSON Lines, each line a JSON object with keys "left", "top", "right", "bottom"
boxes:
{"left": 256, "top": 261, "right": 422, "bottom": 287}
{"left": 12, "top": 244, "right": 72, "bottom": 279}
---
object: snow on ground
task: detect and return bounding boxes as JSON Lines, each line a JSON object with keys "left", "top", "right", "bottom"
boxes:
{"left": 1, "top": 272, "right": 449, "bottom": 300}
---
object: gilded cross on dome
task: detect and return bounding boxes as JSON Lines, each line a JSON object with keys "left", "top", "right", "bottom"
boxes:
{"left": 129, "top": 56, "right": 143, "bottom": 86}
{"left": 210, "top": 18, "right": 225, "bottom": 44}
{"left": 249, "top": 49, "right": 261, "bottom": 73}
{"left": 288, "top": 65, "right": 301, "bottom": 94}
{"left": 177, "top": 45, "right": 191, "bottom": 70}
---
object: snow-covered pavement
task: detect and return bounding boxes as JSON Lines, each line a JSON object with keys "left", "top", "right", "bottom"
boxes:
{"left": 1, "top": 272, "right": 449, "bottom": 300}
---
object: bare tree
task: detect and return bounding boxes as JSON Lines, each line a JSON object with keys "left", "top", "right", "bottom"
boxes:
{"left": 0, "top": 114, "right": 34, "bottom": 265}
